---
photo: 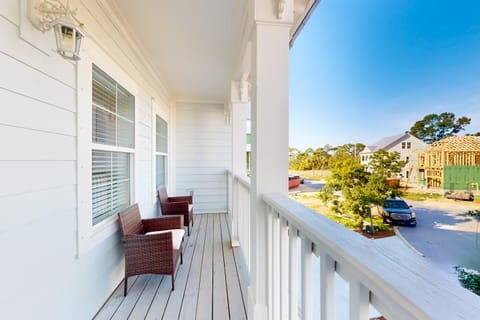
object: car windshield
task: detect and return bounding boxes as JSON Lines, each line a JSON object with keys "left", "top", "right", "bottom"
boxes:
{"left": 384, "top": 199, "right": 409, "bottom": 209}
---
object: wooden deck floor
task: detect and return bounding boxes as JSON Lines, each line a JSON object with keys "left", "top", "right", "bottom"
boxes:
{"left": 94, "top": 213, "right": 248, "bottom": 320}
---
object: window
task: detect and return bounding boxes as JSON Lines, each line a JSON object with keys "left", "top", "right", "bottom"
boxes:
{"left": 155, "top": 115, "right": 168, "bottom": 189}
{"left": 91, "top": 64, "right": 135, "bottom": 225}
{"left": 402, "top": 142, "right": 406, "bottom": 149}
{"left": 407, "top": 142, "right": 411, "bottom": 149}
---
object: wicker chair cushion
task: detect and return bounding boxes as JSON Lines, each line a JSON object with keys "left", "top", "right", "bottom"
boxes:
{"left": 188, "top": 204, "right": 193, "bottom": 212}
{"left": 146, "top": 229, "right": 185, "bottom": 250}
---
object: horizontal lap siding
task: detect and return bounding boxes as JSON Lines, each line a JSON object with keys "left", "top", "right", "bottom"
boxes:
{"left": 176, "top": 103, "right": 232, "bottom": 213}
{"left": 0, "top": 2, "right": 166, "bottom": 319}
{"left": 0, "top": 11, "right": 82, "bottom": 319}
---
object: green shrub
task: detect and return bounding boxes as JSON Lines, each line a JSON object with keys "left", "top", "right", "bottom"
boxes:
{"left": 455, "top": 266, "right": 480, "bottom": 296}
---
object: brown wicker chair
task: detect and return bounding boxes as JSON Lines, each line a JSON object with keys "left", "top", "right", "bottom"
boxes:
{"left": 157, "top": 187, "right": 193, "bottom": 236}
{"left": 118, "top": 203, "right": 184, "bottom": 296}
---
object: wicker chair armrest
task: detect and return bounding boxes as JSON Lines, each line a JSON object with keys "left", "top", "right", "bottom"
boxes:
{"left": 161, "top": 201, "right": 189, "bottom": 215}
{"left": 122, "top": 233, "right": 172, "bottom": 249}
{"left": 168, "top": 195, "right": 193, "bottom": 204}
{"left": 122, "top": 233, "right": 174, "bottom": 267}
{"left": 143, "top": 215, "right": 183, "bottom": 232}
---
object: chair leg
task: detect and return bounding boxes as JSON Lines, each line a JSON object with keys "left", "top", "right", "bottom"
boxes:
{"left": 187, "top": 224, "right": 190, "bottom": 236}
{"left": 171, "top": 273, "right": 175, "bottom": 291}
{"left": 124, "top": 277, "right": 128, "bottom": 296}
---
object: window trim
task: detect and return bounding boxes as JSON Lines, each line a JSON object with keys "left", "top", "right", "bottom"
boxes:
{"left": 154, "top": 114, "right": 168, "bottom": 192}
{"left": 76, "top": 39, "right": 138, "bottom": 257}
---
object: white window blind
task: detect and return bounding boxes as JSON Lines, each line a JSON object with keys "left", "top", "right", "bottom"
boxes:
{"left": 92, "top": 64, "right": 134, "bottom": 225}
{"left": 155, "top": 115, "right": 168, "bottom": 189}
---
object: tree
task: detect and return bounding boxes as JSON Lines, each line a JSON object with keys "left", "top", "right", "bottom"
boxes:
{"left": 409, "top": 112, "right": 471, "bottom": 144}
{"left": 369, "top": 149, "right": 406, "bottom": 178}
{"left": 319, "top": 155, "right": 387, "bottom": 230}
{"left": 328, "top": 143, "right": 365, "bottom": 167}
{"left": 319, "top": 149, "right": 402, "bottom": 232}
{"left": 311, "top": 147, "right": 329, "bottom": 170}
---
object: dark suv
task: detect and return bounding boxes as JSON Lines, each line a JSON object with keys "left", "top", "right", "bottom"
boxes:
{"left": 381, "top": 198, "right": 416, "bottom": 226}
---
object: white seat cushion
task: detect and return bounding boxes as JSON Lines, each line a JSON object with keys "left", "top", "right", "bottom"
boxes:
{"left": 145, "top": 229, "right": 185, "bottom": 250}
{"left": 188, "top": 204, "right": 193, "bottom": 212}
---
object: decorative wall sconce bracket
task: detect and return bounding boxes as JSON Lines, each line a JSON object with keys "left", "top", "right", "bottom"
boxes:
{"left": 28, "top": 0, "right": 86, "bottom": 60}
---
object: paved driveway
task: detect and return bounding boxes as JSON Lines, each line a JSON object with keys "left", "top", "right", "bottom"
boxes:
{"left": 398, "top": 200, "right": 480, "bottom": 277}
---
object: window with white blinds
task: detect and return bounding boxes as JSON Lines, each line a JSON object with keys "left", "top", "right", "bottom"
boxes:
{"left": 92, "top": 64, "right": 134, "bottom": 225}
{"left": 155, "top": 115, "right": 168, "bottom": 189}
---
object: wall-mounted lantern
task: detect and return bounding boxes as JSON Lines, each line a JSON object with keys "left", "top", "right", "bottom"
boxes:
{"left": 28, "top": 0, "right": 86, "bottom": 60}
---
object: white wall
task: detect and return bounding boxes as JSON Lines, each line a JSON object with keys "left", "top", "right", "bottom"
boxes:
{"left": 175, "top": 102, "right": 232, "bottom": 213}
{"left": 0, "top": 1, "right": 169, "bottom": 319}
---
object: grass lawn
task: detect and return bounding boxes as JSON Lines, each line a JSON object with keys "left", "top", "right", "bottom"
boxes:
{"left": 402, "top": 191, "right": 442, "bottom": 201}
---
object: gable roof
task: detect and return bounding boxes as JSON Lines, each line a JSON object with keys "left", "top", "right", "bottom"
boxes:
{"left": 360, "top": 133, "right": 409, "bottom": 154}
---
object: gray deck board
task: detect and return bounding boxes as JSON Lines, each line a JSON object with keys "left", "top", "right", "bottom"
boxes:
{"left": 196, "top": 214, "right": 214, "bottom": 320}
{"left": 94, "top": 213, "right": 247, "bottom": 320}
{"left": 178, "top": 214, "right": 207, "bottom": 320}
{"left": 220, "top": 214, "right": 248, "bottom": 320}
{"left": 213, "top": 214, "right": 229, "bottom": 320}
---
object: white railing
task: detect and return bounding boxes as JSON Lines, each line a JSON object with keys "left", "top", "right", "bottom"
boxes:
{"left": 262, "top": 193, "right": 480, "bottom": 320}
{"left": 226, "top": 174, "right": 480, "bottom": 319}
{"left": 227, "top": 170, "right": 251, "bottom": 270}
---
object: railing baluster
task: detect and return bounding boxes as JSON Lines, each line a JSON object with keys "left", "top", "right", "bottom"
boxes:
{"left": 289, "top": 226, "right": 298, "bottom": 320}
{"left": 319, "top": 252, "right": 335, "bottom": 320}
{"left": 272, "top": 211, "right": 280, "bottom": 320}
{"left": 280, "top": 218, "right": 289, "bottom": 320}
{"left": 267, "top": 205, "right": 273, "bottom": 320}
{"left": 349, "top": 280, "right": 369, "bottom": 320}
{"left": 231, "top": 176, "right": 240, "bottom": 247}
{"left": 301, "top": 235, "right": 313, "bottom": 320}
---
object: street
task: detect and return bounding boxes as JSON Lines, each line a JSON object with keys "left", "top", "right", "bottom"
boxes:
{"left": 399, "top": 200, "right": 480, "bottom": 277}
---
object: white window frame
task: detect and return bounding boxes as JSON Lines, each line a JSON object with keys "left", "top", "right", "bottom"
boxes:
{"left": 76, "top": 39, "right": 138, "bottom": 257}
{"left": 91, "top": 64, "right": 135, "bottom": 225}
{"left": 155, "top": 115, "right": 168, "bottom": 191}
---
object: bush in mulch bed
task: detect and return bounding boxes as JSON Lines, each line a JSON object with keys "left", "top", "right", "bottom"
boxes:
{"left": 455, "top": 266, "right": 480, "bottom": 296}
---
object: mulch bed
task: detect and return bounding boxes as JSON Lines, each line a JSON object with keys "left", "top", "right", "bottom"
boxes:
{"left": 358, "top": 229, "right": 395, "bottom": 239}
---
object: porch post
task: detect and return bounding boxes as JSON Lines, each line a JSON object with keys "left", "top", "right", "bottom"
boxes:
{"left": 230, "top": 80, "right": 248, "bottom": 246}
{"left": 249, "top": 0, "right": 292, "bottom": 317}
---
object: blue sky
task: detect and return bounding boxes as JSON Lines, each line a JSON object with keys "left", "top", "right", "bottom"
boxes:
{"left": 289, "top": 0, "right": 480, "bottom": 150}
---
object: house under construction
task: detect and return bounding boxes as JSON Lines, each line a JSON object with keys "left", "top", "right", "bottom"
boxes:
{"left": 417, "top": 136, "right": 480, "bottom": 189}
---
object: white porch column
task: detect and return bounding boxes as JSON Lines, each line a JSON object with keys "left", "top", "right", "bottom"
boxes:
{"left": 249, "top": 0, "right": 293, "bottom": 318}
{"left": 231, "top": 80, "right": 248, "bottom": 246}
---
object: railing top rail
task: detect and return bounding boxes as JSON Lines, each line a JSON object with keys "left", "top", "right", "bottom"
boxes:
{"left": 226, "top": 170, "right": 251, "bottom": 190}
{"left": 235, "top": 175, "right": 250, "bottom": 190}
{"left": 263, "top": 193, "right": 480, "bottom": 319}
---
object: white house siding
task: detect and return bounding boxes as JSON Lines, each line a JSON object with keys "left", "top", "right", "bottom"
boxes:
{"left": 0, "top": 1, "right": 169, "bottom": 319}
{"left": 175, "top": 102, "right": 232, "bottom": 213}
{"left": 387, "top": 136, "right": 428, "bottom": 182}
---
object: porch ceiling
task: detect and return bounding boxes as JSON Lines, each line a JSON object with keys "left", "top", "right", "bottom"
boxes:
{"left": 110, "top": 0, "right": 317, "bottom": 102}
{"left": 111, "top": 0, "right": 246, "bottom": 102}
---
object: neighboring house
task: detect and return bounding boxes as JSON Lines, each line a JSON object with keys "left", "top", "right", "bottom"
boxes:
{"left": 1, "top": 1, "right": 478, "bottom": 319}
{"left": 360, "top": 133, "right": 428, "bottom": 183}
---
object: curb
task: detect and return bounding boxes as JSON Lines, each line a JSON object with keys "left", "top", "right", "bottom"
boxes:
{"left": 394, "top": 226, "right": 425, "bottom": 257}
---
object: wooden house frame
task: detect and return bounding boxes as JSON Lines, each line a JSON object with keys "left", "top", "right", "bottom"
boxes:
{"left": 417, "top": 136, "right": 480, "bottom": 188}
